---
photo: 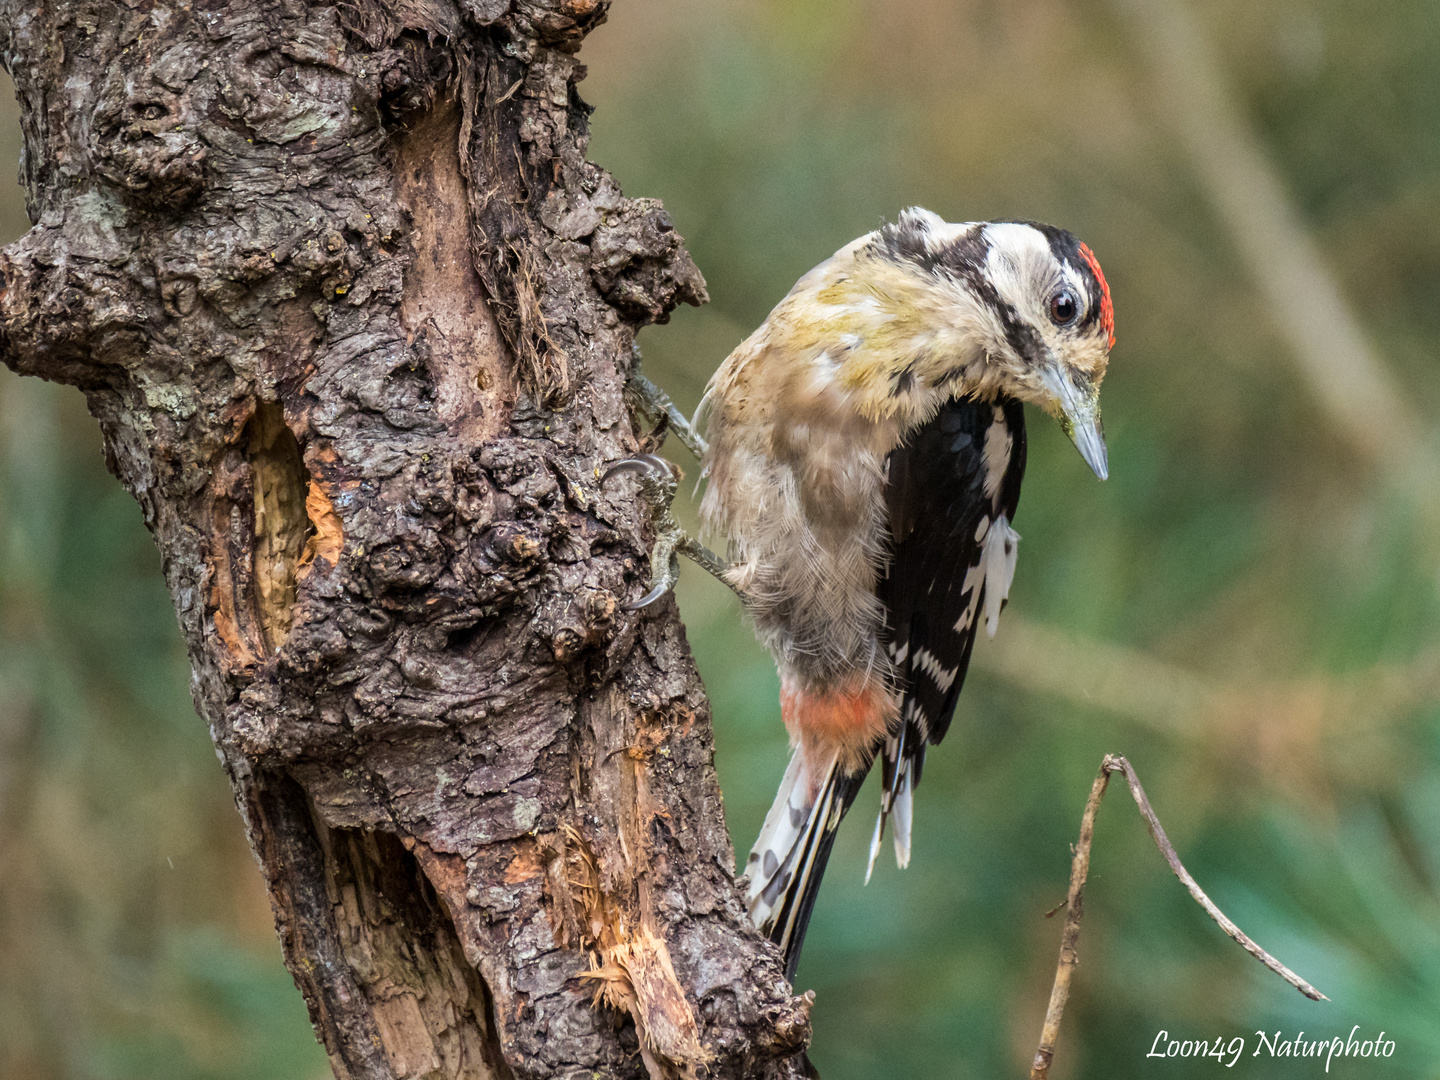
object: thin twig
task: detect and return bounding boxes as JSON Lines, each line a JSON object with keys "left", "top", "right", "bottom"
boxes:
{"left": 1108, "top": 755, "right": 1326, "bottom": 1001}
{"left": 1028, "top": 764, "right": 1112, "bottom": 1080}
{"left": 1029, "top": 754, "right": 1326, "bottom": 1080}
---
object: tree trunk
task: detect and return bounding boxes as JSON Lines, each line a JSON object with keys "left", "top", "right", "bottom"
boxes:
{"left": 0, "top": 2, "right": 811, "bottom": 1076}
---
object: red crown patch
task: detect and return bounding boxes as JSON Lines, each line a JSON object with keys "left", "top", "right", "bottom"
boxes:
{"left": 1078, "top": 242, "right": 1115, "bottom": 349}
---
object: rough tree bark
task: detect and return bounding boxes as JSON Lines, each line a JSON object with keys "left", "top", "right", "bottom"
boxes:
{"left": 0, "top": 1, "right": 812, "bottom": 1076}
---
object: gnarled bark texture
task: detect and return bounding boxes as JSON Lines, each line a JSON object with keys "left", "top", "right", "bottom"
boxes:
{"left": 0, "top": 1, "right": 812, "bottom": 1076}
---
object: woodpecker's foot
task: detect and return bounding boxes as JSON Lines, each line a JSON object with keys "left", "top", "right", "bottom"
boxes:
{"left": 603, "top": 452, "right": 735, "bottom": 610}
{"left": 624, "top": 352, "right": 709, "bottom": 461}
{"left": 605, "top": 453, "right": 683, "bottom": 609}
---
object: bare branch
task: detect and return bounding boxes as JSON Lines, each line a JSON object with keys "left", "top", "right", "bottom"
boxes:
{"left": 1029, "top": 754, "right": 1326, "bottom": 1080}
{"left": 1107, "top": 755, "right": 1327, "bottom": 1000}
{"left": 1028, "top": 764, "right": 1112, "bottom": 1080}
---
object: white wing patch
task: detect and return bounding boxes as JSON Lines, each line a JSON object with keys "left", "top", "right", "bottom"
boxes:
{"left": 982, "top": 410, "right": 1013, "bottom": 501}
{"left": 954, "top": 554, "right": 985, "bottom": 634}
{"left": 983, "top": 514, "right": 1020, "bottom": 638}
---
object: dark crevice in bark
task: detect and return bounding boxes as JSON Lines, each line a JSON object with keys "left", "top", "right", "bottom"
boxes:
{"left": 250, "top": 771, "right": 397, "bottom": 1080}
{"left": 0, "top": 0, "right": 812, "bottom": 1076}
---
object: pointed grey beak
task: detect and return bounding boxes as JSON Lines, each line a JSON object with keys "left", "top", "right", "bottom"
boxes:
{"left": 1041, "top": 365, "right": 1108, "bottom": 480}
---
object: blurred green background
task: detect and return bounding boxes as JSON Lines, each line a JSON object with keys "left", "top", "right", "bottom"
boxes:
{"left": 2, "top": 0, "right": 1439, "bottom": 1077}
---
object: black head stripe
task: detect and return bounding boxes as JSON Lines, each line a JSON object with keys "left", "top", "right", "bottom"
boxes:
{"left": 877, "top": 214, "right": 1045, "bottom": 365}
{"left": 1005, "top": 218, "right": 1105, "bottom": 337}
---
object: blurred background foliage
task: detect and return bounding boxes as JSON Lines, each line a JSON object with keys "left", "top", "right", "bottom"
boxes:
{"left": 0, "top": 0, "right": 1437, "bottom": 1077}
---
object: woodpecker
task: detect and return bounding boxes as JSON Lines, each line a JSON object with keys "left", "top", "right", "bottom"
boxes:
{"left": 609, "top": 208, "right": 1114, "bottom": 979}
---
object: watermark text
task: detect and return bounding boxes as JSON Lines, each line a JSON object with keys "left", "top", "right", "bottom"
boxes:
{"left": 1147, "top": 1027, "right": 1395, "bottom": 1071}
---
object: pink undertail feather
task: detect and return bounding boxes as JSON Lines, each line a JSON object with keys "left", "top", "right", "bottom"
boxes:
{"left": 779, "top": 675, "right": 895, "bottom": 779}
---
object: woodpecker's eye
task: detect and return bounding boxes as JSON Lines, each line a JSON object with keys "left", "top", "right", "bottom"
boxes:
{"left": 1050, "top": 290, "right": 1079, "bottom": 326}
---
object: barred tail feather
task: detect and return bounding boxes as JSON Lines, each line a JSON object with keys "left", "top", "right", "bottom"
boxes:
{"left": 867, "top": 726, "right": 902, "bottom": 882}
{"left": 867, "top": 720, "right": 924, "bottom": 880}
{"left": 867, "top": 752, "right": 917, "bottom": 879}
{"left": 745, "top": 750, "right": 862, "bottom": 980}
{"left": 865, "top": 808, "right": 885, "bottom": 885}
{"left": 891, "top": 760, "right": 914, "bottom": 868}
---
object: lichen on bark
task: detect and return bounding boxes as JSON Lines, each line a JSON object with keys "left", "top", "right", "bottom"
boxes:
{"left": 0, "top": 0, "right": 811, "bottom": 1075}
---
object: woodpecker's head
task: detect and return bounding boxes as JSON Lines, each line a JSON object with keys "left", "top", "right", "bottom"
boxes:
{"left": 793, "top": 208, "right": 1114, "bottom": 477}
{"left": 872, "top": 208, "right": 1115, "bottom": 477}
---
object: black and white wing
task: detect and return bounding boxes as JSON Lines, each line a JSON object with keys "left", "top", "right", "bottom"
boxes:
{"left": 871, "top": 394, "right": 1027, "bottom": 876}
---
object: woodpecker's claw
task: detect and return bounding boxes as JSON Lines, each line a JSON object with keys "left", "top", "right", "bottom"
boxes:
{"left": 623, "top": 349, "right": 710, "bottom": 461}
{"left": 603, "top": 453, "right": 684, "bottom": 610}
{"left": 602, "top": 453, "right": 676, "bottom": 485}
{"left": 603, "top": 451, "right": 738, "bottom": 609}
{"left": 609, "top": 354, "right": 739, "bottom": 607}
{"left": 628, "top": 580, "right": 674, "bottom": 611}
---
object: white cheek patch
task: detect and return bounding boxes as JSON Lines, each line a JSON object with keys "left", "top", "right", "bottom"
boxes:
{"left": 982, "top": 514, "right": 1020, "bottom": 638}
{"left": 981, "top": 222, "right": 1061, "bottom": 330}
{"left": 931, "top": 269, "right": 1007, "bottom": 363}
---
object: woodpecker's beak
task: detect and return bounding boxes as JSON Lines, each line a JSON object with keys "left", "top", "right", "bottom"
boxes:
{"left": 1042, "top": 365, "right": 1108, "bottom": 480}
